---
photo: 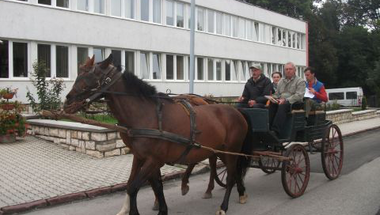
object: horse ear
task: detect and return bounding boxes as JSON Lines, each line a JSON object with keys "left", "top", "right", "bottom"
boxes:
{"left": 100, "top": 54, "right": 113, "bottom": 69}
{"left": 85, "top": 55, "right": 95, "bottom": 68}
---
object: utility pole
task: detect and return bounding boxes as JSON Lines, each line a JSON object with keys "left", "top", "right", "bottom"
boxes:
{"left": 189, "top": 0, "right": 195, "bottom": 94}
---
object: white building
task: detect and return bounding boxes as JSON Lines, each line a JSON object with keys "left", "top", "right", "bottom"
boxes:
{"left": 0, "top": 0, "right": 308, "bottom": 103}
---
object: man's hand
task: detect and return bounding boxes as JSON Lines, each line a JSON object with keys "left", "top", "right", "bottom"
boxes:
{"left": 309, "top": 87, "right": 316, "bottom": 94}
{"left": 237, "top": 96, "right": 244, "bottom": 102}
{"left": 248, "top": 100, "right": 257, "bottom": 107}
{"left": 278, "top": 98, "right": 286, "bottom": 105}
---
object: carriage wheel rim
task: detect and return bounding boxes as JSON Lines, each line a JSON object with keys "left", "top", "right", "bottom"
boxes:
{"left": 322, "top": 124, "right": 344, "bottom": 179}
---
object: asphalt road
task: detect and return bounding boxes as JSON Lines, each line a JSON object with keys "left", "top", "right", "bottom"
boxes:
{"left": 24, "top": 129, "right": 380, "bottom": 215}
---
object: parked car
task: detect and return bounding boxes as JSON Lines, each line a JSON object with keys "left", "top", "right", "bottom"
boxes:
{"left": 326, "top": 87, "right": 363, "bottom": 107}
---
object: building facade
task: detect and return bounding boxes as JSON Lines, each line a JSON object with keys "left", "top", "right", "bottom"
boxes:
{"left": 0, "top": 0, "right": 308, "bottom": 103}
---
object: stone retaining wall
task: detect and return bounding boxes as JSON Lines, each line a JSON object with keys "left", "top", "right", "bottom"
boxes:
{"left": 326, "top": 109, "right": 379, "bottom": 124}
{"left": 27, "top": 119, "right": 129, "bottom": 158}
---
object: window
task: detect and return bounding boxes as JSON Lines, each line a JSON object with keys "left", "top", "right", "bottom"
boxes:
{"left": 232, "top": 16, "right": 238, "bottom": 37}
{"left": 111, "top": 50, "right": 122, "bottom": 67}
{"left": 254, "top": 22, "right": 259, "bottom": 41}
{"left": 346, "top": 92, "right": 358, "bottom": 99}
{"left": 56, "top": 46, "right": 68, "bottom": 78}
{"left": 297, "top": 33, "right": 301, "bottom": 49}
{"left": 140, "top": 52, "right": 149, "bottom": 79}
{"left": 247, "top": 21, "right": 253, "bottom": 40}
{"left": 282, "top": 30, "right": 287, "bottom": 46}
{"left": 238, "top": 18, "right": 245, "bottom": 39}
{"left": 292, "top": 33, "right": 296, "bottom": 48}
{"left": 77, "top": 47, "right": 88, "bottom": 74}
{"left": 207, "top": 58, "right": 214, "bottom": 80}
{"left": 260, "top": 24, "right": 265, "bottom": 42}
{"left": 239, "top": 61, "right": 246, "bottom": 81}
{"left": 38, "top": 0, "right": 51, "bottom": 5}
{"left": 125, "top": 0, "right": 135, "bottom": 19}
{"left": 277, "top": 29, "right": 282, "bottom": 45}
{"left": 0, "top": 40, "right": 9, "bottom": 78}
{"left": 38, "top": 44, "right": 51, "bottom": 77}
{"left": 288, "top": 31, "right": 292, "bottom": 47}
{"left": 77, "top": 0, "right": 89, "bottom": 11}
{"left": 153, "top": 53, "right": 161, "bottom": 79}
{"left": 271, "top": 27, "right": 276, "bottom": 44}
{"left": 153, "top": 0, "right": 161, "bottom": 23}
{"left": 94, "top": 0, "right": 105, "bottom": 14}
{"left": 93, "top": 48, "right": 104, "bottom": 63}
{"left": 176, "top": 56, "right": 184, "bottom": 80}
{"left": 224, "top": 15, "right": 231, "bottom": 36}
{"left": 166, "top": 55, "right": 174, "bottom": 80}
{"left": 13, "top": 42, "right": 28, "bottom": 77}
{"left": 207, "top": 10, "right": 215, "bottom": 33}
{"left": 216, "top": 59, "right": 221, "bottom": 81}
{"left": 125, "top": 51, "right": 135, "bottom": 73}
{"left": 141, "top": 0, "right": 149, "bottom": 21}
{"left": 216, "top": 12, "right": 223, "bottom": 34}
{"left": 57, "top": 0, "right": 69, "bottom": 8}
{"left": 329, "top": 93, "right": 344, "bottom": 100}
{"left": 176, "top": 2, "right": 184, "bottom": 28}
{"left": 197, "top": 8, "right": 205, "bottom": 31}
{"left": 225, "top": 60, "right": 231, "bottom": 81}
{"left": 111, "top": 0, "right": 122, "bottom": 16}
{"left": 166, "top": 0, "right": 174, "bottom": 25}
{"left": 196, "top": 57, "right": 204, "bottom": 80}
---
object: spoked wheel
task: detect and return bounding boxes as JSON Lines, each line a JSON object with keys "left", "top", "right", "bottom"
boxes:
{"left": 258, "top": 157, "right": 280, "bottom": 174}
{"left": 213, "top": 159, "right": 227, "bottom": 188}
{"left": 321, "top": 124, "right": 344, "bottom": 180}
{"left": 281, "top": 144, "right": 310, "bottom": 198}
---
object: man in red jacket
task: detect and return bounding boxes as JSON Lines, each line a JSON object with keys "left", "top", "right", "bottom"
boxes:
{"left": 304, "top": 67, "right": 328, "bottom": 115}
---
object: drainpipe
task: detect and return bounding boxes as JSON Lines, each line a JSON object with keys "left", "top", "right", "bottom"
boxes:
{"left": 189, "top": 0, "right": 195, "bottom": 94}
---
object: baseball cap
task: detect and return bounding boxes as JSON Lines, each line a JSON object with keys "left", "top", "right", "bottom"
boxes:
{"left": 249, "top": 63, "right": 262, "bottom": 70}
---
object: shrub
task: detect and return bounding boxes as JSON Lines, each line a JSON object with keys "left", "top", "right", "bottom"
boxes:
{"left": 26, "top": 61, "right": 65, "bottom": 113}
{"left": 361, "top": 96, "right": 367, "bottom": 110}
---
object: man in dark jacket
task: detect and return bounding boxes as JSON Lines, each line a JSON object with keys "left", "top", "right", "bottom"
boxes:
{"left": 237, "top": 63, "right": 272, "bottom": 108}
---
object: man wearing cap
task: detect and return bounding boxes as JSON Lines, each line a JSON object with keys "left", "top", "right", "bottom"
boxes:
{"left": 237, "top": 63, "right": 272, "bottom": 108}
{"left": 269, "top": 62, "right": 306, "bottom": 136}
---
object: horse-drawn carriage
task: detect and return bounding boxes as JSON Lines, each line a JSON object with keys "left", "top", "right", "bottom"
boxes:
{"left": 214, "top": 106, "right": 344, "bottom": 198}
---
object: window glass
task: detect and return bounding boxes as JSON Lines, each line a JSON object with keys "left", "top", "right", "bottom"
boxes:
{"left": 0, "top": 40, "right": 9, "bottom": 78}
{"left": 166, "top": 0, "right": 174, "bottom": 25}
{"left": 197, "top": 8, "right": 205, "bottom": 31}
{"left": 329, "top": 93, "right": 344, "bottom": 100}
{"left": 141, "top": 0, "right": 149, "bottom": 21}
{"left": 239, "top": 61, "right": 245, "bottom": 81}
{"left": 38, "top": 0, "right": 51, "bottom": 5}
{"left": 207, "top": 10, "right": 214, "bottom": 33}
{"left": 225, "top": 60, "right": 230, "bottom": 81}
{"left": 153, "top": 0, "right": 161, "bottom": 23}
{"left": 216, "top": 12, "right": 223, "bottom": 34}
{"left": 38, "top": 44, "right": 51, "bottom": 77}
{"left": 196, "top": 57, "right": 203, "bottom": 80}
{"left": 125, "top": 0, "right": 135, "bottom": 19}
{"left": 207, "top": 58, "right": 214, "bottom": 80}
{"left": 254, "top": 22, "right": 259, "bottom": 41}
{"left": 93, "top": 48, "right": 104, "bottom": 63}
{"left": 288, "top": 31, "right": 292, "bottom": 47}
{"left": 77, "top": 47, "right": 88, "bottom": 74}
{"left": 247, "top": 21, "right": 253, "bottom": 40}
{"left": 111, "top": 0, "right": 122, "bottom": 16}
{"left": 57, "top": 0, "right": 69, "bottom": 8}
{"left": 140, "top": 52, "right": 149, "bottom": 79}
{"left": 238, "top": 18, "right": 245, "bottom": 39}
{"left": 232, "top": 16, "right": 238, "bottom": 37}
{"left": 94, "top": 0, "right": 105, "bottom": 14}
{"left": 166, "top": 55, "right": 174, "bottom": 80}
{"left": 297, "top": 33, "right": 301, "bottom": 49}
{"left": 277, "top": 29, "right": 282, "bottom": 45}
{"left": 346, "top": 92, "right": 358, "bottom": 99}
{"left": 271, "top": 27, "right": 276, "bottom": 44}
{"left": 176, "top": 2, "right": 184, "bottom": 28}
{"left": 125, "top": 51, "right": 135, "bottom": 73}
{"left": 260, "top": 24, "right": 265, "bottom": 42}
{"left": 13, "top": 42, "right": 28, "bottom": 77}
{"left": 216, "top": 59, "right": 221, "bottom": 81}
{"left": 224, "top": 15, "right": 231, "bottom": 36}
{"left": 176, "top": 56, "right": 184, "bottom": 80}
{"left": 77, "top": 0, "right": 89, "bottom": 11}
{"left": 56, "top": 46, "right": 68, "bottom": 78}
{"left": 292, "top": 33, "right": 296, "bottom": 48}
{"left": 111, "top": 50, "right": 122, "bottom": 67}
{"left": 153, "top": 53, "right": 161, "bottom": 79}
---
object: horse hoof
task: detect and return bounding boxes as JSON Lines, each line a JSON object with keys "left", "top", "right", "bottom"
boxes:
{"left": 215, "top": 209, "right": 226, "bottom": 215}
{"left": 152, "top": 200, "right": 159, "bottom": 211}
{"left": 202, "top": 192, "right": 212, "bottom": 199}
{"left": 239, "top": 193, "right": 248, "bottom": 204}
{"left": 181, "top": 185, "right": 189, "bottom": 196}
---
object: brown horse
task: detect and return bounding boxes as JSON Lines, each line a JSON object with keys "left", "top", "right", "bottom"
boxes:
{"left": 64, "top": 55, "right": 253, "bottom": 215}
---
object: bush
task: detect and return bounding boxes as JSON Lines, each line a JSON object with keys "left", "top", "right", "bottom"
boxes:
{"left": 326, "top": 100, "right": 341, "bottom": 111}
{"left": 26, "top": 61, "right": 65, "bottom": 113}
{"left": 361, "top": 96, "right": 367, "bottom": 110}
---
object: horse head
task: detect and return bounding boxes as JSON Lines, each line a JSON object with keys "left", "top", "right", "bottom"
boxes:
{"left": 63, "top": 54, "right": 114, "bottom": 114}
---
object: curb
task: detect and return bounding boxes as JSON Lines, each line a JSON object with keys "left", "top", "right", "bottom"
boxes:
{"left": 0, "top": 164, "right": 209, "bottom": 215}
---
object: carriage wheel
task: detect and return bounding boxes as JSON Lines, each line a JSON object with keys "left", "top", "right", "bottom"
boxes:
{"left": 213, "top": 160, "right": 227, "bottom": 188}
{"left": 281, "top": 144, "right": 310, "bottom": 198}
{"left": 258, "top": 157, "right": 280, "bottom": 174}
{"left": 321, "top": 124, "right": 344, "bottom": 180}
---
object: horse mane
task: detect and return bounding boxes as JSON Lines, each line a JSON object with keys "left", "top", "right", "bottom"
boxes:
{"left": 122, "top": 71, "right": 157, "bottom": 99}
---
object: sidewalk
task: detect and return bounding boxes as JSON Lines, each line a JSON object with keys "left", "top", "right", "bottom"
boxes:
{"left": 1, "top": 117, "right": 380, "bottom": 215}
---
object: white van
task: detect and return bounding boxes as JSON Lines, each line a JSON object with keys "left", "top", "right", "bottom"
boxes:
{"left": 326, "top": 87, "right": 364, "bottom": 107}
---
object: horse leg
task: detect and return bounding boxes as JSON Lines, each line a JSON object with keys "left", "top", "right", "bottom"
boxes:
{"left": 117, "top": 158, "right": 161, "bottom": 215}
{"left": 216, "top": 156, "right": 237, "bottom": 215}
{"left": 181, "top": 163, "right": 196, "bottom": 196}
{"left": 236, "top": 167, "right": 248, "bottom": 204}
{"left": 203, "top": 155, "right": 217, "bottom": 199}
{"left": 148, "top": 169, "right": 168, "bottom": 215}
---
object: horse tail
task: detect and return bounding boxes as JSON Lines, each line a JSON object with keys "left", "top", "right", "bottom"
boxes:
{"left": 237, "top": 109, "right": 254, "bottom": 179}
